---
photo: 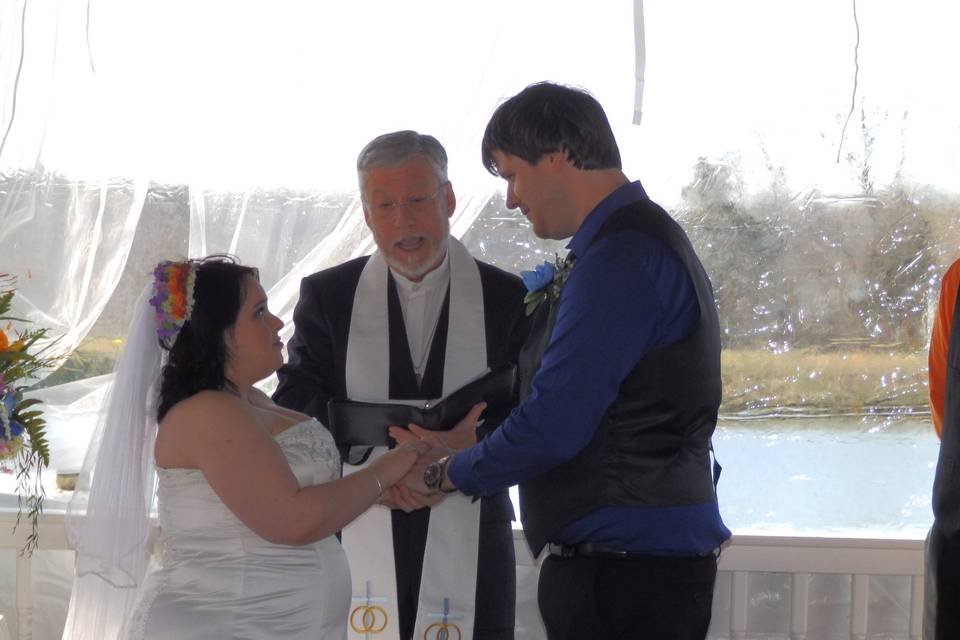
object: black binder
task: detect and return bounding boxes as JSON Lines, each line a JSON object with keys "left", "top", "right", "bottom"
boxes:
{"left": 327, "top": 363, "right": 517, "bottom": 447}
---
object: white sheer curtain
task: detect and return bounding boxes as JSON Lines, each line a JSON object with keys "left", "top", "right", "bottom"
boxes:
{"left": 0, "top": 0, "right": 633, "bottom": 488}
{"left": 0, "top": 0, "right": 148, "bottom": 363}
{"left": 0, "top": 0, "right": 151, "bottom": 483}
{"left": 633, "top": 0, "right": 645, "bottom": 125}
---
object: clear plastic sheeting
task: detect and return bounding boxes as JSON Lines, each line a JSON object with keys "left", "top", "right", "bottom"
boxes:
{"left": 0, "top": 0, "right": 957, "bottom": 561}
{"left": 676, "top": 161, "right": 950, "bottom": 418}
{"left": 633, "top": 0, "right": 960, "bottom": 422}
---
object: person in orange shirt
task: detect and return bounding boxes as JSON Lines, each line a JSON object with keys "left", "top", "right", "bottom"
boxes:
{"left": 926, "top": 257, "right": 960, "bottom": 639}
{"left": 928, "top": 259, "right": 960, "bottom": 437}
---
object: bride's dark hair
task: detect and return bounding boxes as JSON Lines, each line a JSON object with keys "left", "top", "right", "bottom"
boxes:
{"left": 157, "top": 255, "right": 258, "bottom": 421}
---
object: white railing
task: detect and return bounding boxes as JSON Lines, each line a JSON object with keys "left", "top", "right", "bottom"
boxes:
{"left": 0, "top": 511, "right": 926, "bottom": 640}
{"left": 513, "top": 531, "right": 925, "bottom": 640}
{"left": 0, "top": 511, "right": 70, "bottom": 640}
{"left": 716, "top": 534, "right": 924, "bottom": 640}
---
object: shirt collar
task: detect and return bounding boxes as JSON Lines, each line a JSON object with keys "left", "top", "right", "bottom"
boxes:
{"left": 567, "top": 180, "right": 648, "bottom": 258}
{"left": 390, "top": 244, "right": 451, "bottom": 295}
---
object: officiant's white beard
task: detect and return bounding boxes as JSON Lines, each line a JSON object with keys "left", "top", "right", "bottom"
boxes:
{"left": 385, "top": 236, "right": 449, "bottom": 282}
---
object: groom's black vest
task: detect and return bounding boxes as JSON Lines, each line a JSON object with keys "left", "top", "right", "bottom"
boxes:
{"left": 517, "top": 198, "right": 722, "bottom": 556}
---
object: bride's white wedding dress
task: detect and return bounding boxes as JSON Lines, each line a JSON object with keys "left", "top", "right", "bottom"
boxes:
{"left": 122, "top": 418, "right": 351, "bottom": 639}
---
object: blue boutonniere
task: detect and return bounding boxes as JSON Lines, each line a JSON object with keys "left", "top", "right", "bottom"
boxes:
{"left": 520, "top": 254, "right": 575, "bottom": 316}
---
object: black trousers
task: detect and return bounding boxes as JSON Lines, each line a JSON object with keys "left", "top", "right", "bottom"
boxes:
{"left": 538, "top": 552, "right": 717, "bottom": 640}
{"left": 925, "top": 524, "right": 960, "bottom": 639}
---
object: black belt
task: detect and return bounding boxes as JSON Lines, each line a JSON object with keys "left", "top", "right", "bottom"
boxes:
{"left": 547, "top": 543, "right": 646, "bottom": 558}
{"left": 547, "top": 543, "right": 722, "bottom": 559}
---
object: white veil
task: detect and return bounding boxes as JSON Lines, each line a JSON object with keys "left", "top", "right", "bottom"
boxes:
{"left": 62, "top": 285, "right": 163, "bottom": 639}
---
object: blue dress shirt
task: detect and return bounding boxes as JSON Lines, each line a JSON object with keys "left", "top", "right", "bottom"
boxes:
{"left": 448, "top": 181, "right": 731, "bottom": 555}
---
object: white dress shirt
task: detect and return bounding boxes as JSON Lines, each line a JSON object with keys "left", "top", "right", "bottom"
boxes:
{"left": 390, "top": 248, "right": 451, "bottom": 383}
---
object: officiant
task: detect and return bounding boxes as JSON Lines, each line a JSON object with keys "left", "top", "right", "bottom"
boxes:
{"left": 273, "top": 130, "right": 529, "bottom": 640}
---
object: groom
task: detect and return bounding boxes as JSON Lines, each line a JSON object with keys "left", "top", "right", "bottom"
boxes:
{"left": 274, "top": 130, "right": 528, "bottom": 640}
{"left": 402, "top": 83, "right": 731, "bottom": 639}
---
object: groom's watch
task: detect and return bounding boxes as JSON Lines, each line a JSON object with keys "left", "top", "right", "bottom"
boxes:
{"left": 424, "top": 455, "right": 452, "bottom": 493}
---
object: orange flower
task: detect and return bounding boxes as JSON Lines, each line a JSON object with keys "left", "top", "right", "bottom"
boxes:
{"left": 8, "top": 340, "right": 24, "bottom": 352}
{"left": 0, "top": 331, "right": 8, "bottom": 351}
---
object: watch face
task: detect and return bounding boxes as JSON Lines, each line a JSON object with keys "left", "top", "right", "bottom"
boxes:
{"left": 423, "top": 462, "right": 440, "bottom": 491}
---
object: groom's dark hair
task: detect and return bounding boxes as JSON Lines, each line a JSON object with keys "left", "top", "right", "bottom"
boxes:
{"left": 157, "top": 255, "right": 258, "bottom": 421}
{"left": 481, "top": 81, "right": 621, "bottom": 174}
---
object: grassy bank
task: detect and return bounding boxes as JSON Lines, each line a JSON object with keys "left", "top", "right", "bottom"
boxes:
{"left": 37, "top": 339, "right": 930, "bottom": 417}
{"left": 721, "top": 347, "right": 928, "bottom": 416}
{"left": 37, "top": 337, "right": 124, "bottom": 388}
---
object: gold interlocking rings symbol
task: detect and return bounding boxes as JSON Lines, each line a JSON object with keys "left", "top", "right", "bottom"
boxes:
{"left": 350, "top": 604, "right": 388, "bottom": 634}
{"left": 423, "top": 622, "right": 462, "bottom": 640}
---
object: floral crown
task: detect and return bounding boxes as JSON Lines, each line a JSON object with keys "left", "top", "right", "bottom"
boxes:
{"left": 149, "top": 260, "right": 197, "bottom": 348}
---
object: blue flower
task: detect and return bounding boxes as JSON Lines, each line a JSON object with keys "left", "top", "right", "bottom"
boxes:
{"left": 6, "top": 420, "right": 23, "bottom": 438}
{"left": 521, "top": 260, "right": 557, "bottom": 293}
{"left": 0, "top": 392, "right": 22, "bottom": 438}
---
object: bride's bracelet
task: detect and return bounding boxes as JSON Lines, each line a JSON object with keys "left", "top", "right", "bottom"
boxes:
{"left": 370, "top": 468, "right": 384, "bottom": 502}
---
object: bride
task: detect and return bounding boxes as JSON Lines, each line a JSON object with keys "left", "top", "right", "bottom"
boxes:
{"left": 61, "top": 256, "right": 432, "bottom": 639}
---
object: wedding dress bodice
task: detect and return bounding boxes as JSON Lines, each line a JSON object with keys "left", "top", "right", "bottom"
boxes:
{"left": 156, "top": 418, "right": 340, "bottom": 541}
{"left": 123, "top": 418, "right": 351, "bottom": 640}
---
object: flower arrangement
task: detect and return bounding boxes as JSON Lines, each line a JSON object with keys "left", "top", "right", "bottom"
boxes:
{"left": 0, "top": 273, "right": 60, "bottom": 554}
{"left": 520, "top": 254, "right": 576, "bottom": 316}
{"left": 149, "top": 261, "right": 197, "bottom": 349}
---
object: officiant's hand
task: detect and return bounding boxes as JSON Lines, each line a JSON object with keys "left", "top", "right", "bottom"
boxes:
{"left": 388, "top": 402, "right": 486, "bottom": 453}
{"left": 379, "top": 484, "right": 444, "bottom": 512}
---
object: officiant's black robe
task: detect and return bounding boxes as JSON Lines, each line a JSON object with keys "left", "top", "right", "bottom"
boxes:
{"left": 274, "top": 254, "right": 529, "bottom": 639}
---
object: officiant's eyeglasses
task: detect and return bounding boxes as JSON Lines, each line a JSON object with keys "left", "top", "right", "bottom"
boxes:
{"left": 367, "top": 182, "right": 449, "bottom": 218}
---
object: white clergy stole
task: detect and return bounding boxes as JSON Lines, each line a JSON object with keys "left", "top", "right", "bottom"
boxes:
{"left": 341, "top": 237, "right": 486, "bottom": 640}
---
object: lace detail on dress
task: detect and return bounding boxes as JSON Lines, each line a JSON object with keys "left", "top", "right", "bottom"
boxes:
{"left": 275, "top": 419, "right": 341, "bottom": 483}
{"left": 121, "top": 546, "right": 168, "bottom": 640}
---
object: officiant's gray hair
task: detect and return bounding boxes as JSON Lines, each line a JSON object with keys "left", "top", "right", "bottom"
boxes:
{"left": 357, "top": 130, "right": 449, "bottom": 185}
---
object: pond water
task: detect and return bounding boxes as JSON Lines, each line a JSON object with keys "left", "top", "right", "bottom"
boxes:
{"left": 712, "top": 415, "right": 937, "bottom": 538}
{"left": 2, "top": 414, "right": 941, "bottom": 541}
{"left": 504, "top": 414, "right": 940, "bottom": 539}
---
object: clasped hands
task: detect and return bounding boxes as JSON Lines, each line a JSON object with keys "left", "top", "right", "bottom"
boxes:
{"left": 381, "top": 402, "right": 485, "bottom": 512}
